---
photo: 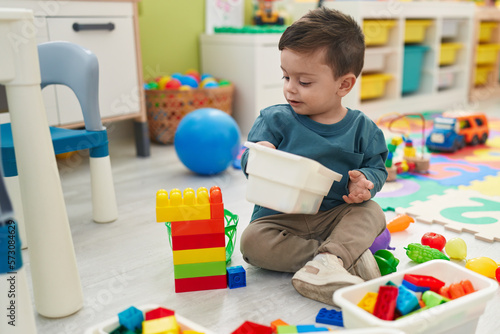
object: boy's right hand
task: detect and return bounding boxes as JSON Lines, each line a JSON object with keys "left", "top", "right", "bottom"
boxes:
{"left": 256, "top": 141, "right": 276, "bottom": 149}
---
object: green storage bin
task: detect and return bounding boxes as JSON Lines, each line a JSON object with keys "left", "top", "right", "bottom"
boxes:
{"left": 402, "top": 45, "right": 430, "bottom": 94}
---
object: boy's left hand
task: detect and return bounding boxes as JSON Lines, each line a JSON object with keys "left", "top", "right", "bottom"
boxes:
{"left": 342, "top": 170, "right": 374, "bottom": 204}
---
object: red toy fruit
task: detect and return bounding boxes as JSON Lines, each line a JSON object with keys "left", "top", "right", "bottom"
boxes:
{"left": 496, "top": 266, "right": 500, "bottom": 283}
{"left": 421, "top": 232, "right": 446, "bottom": 251}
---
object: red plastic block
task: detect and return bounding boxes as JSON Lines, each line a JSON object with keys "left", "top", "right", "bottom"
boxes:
{"left": 373, "top": 285, "right": 398, "bottom": 320}
{"left": 172, "top": 232, "right": 225, "bottom": 251}
{"left": 232, "top": 321, "right": 273, "bottom": 334}
{"left": 403, "top": 274, "right": 445, "bottom": 293}
{"left": 145, "top": 307, "right": 175, "bottom": 321}
{"left": 210, "top": 186, "right": 224, "bottom": 219}
{"left": 170, "top": 218, "right": 224, "bottom": 236}
{"left": 174, "top": 274, "right": 227, "bottom": 293}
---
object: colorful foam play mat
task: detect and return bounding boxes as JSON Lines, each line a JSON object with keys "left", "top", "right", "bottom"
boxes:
{"left": 374, "top": 111, "right": 500, "bottom": 243}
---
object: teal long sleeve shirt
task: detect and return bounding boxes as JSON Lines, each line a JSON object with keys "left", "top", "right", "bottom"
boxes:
{"left": 241, "top": 104, "right": 388, "bottom": 221}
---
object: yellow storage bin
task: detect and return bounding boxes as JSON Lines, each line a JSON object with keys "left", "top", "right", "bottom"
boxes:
{"left": 405, "top": 20, "right": 433, "bottom": 43}
{"left": 360, "top": 73, "right": 392, "bottom": 100}
{"left": 439, "top": 43, "right": 462, "bottom": 65}
{"left": 363, "top": 20, "right": 396, "bottom": 46}
{"left": 475, "top": 66, "right": 494, "bottom": 85}
{"left": 476, "top": 43, "right": 500, "bottom": 65}
{"left": 478, "top": 21, "right": 498, "bottom": 43}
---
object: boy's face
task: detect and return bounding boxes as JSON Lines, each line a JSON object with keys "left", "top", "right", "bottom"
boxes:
{"left": 280, "top": 48, "right": 351, "bottom": 124}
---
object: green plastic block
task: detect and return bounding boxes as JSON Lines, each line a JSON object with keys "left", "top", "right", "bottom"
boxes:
{"left": 277, "top": 325, "right": 298, "bottom": 333}
{"left": 173, "top": 261, "right": 226, "bottom": 279}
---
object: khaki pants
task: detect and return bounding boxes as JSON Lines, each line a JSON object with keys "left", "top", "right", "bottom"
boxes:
{"left": 240, "top": 200, "right": 386, "bottom": 273}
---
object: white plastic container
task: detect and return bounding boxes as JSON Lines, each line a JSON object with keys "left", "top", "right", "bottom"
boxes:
{"left": 334, "top": 260, "right": 498, "bottom": 334}
{"left": 363, "top": 47, "right": 393, "bottom": 73}
{"left": 441, "top": 19, "right": 461, "bottom": 39}
{"left": 84, "top": 304, "right": 216, "bottom": 334}
{"left": 244, "top": 142, "right": 342, "bottom": 214}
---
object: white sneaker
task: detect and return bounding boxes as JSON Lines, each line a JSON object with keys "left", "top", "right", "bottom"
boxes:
{"left": 292, "top": 253, "right": 364, "bottom": 306}
{"left": 348, "top": 249, "right": 381, "bottom": 281}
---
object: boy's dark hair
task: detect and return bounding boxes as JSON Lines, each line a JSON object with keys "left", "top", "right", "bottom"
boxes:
{"left": 278, "top": 7, "right": 365, "bottom": 78}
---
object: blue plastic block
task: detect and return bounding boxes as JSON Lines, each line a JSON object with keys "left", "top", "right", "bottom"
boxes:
{"left": 227, "top": 265, "right": 246, "bottom": 289}
{"left": 117, "top": 306, "right": 144, "bottom": 331}
{"left": 397, "top": 285, "right": 420, "bottom": 315}
{"left": 402, "top": 279, "right": 430, "bottom": 293}
{"left": 315, "top": 308, "right": 343, "bottom": 327}
{"left": 296, "top": 324, "right": 329, "bottom": 332}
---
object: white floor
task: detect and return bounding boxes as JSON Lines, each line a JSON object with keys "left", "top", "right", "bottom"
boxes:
{"left": 14, "top": 114, "right": 500, "bottom": 333}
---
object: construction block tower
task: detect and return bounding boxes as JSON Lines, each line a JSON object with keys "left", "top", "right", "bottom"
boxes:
{"left": 156, "top": 186, "right": 227, "bottom": 293}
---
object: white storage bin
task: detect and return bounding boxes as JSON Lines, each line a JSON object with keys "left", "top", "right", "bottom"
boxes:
{"left": 442, "top": 19, "right": 461, "bottom": 39}
{"left": 334, "top": 260, "right": 498, "bottom": 334}
{"left": 84, "top": 304, "right": 216, "bottom": 334}
{"left": 438, "top": 70, "right": 456, "bottom": 89}
{"left": 363, "top": 47, "right": 392, "bottom": 73}
{"left": 244, "top": 142, "right": 342, "bottom": 214}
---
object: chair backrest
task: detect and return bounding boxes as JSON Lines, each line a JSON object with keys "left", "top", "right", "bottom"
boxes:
{"left": 38, "top": 41, "right": 104, "bottom": 131}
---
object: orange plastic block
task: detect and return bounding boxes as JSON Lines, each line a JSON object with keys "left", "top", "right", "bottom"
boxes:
{"left": 156, "top": 187, "right": 211, "bottom": 222}
{"left": 461, "top": 279, "right": 475, "bottom": 295}
{"left": 174, "top": 274, "right": 227, "bottom": 293}
{"left": 209, "top": 186, "right": 224, "bottom": 219}
{"left": 170, "top": 218, "right": 225, "bottom": 236}
{"left": 449, "top": 282, "right": 466, "bottom": 299}
{"left": 172, "top": 232, "right": 225, "bottom": 251}
{"left": 172, "top": 247, "right": 226, "bottom": 265}
{"left": 357, "top": 292, "right": 378, "bottom": 314}
{"left": 270, "top": 319, "right": 289, "bottom": 333}
{"left": 439, "top": 285, "right": 451, "bottom": 299}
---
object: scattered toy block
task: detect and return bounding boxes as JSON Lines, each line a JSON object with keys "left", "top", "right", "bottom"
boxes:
{"left": 145, "top": 306, "right": 175, "bottom": 321}
{"left": 170, "top": 218, "right": 225, "bottom": 236}
{"left": 271, "top": 319, "right": 289, "bottom": 333}
{"left": 156, "top": 188, "right": 211, "bottom": 222}
{"left": 174, "top": 261, "right": 226, "bottom": 279}
{"left": 172, "top": 246, "right": 226, "bottom": 265}
{"left": 175, "top": 274, "right": 227, "bottom": 293}
{"left": 373, "top": 285, "right": 398, "bottom": 320}
{"left": 227, "top": 266, "right": 246, "bottom": 289}
{"left": 397, "top": 284, "right": 420, "bottom": 315}
{"left": 357, "top": 292, "right": 378, "bottom": 314}
{"left": 315, "top": 308, "right": 343, "bottom": 327}
{"left": 276, "top": 325, "right": 297, "bottom": 333}
{"left": 296, "top": 324, "right": 329, "bottom": 332}
{"left": 172, "top": 232, "right": 225, "bottom": 251}
{"left": 118, "top": 306, "right": 144, "bottom": 332}
{"left": 142, "top": 315, "right": 179, "bottom": 334}
{"left": 232, "top": 321, "right": 273, "bottom": 334}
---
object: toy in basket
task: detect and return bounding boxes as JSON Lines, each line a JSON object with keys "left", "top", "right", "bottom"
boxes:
{"left": 145, "top": 71, "right": 234, "bottom": 144}
{"left": 244, "top": 142, "right": 342, "bottom": 214}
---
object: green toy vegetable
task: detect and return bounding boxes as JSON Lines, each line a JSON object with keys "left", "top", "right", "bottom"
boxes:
{"left": 404, "top": 243, "right": 450, "bottom": 263}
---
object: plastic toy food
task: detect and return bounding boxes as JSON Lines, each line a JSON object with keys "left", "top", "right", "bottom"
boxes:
{"left": 444, "top": 237, "right": 467, "bottom": 260}
{"left": 496, "top": 267, "right": 500, "bottom": 283}
{"left": 465, "top": 257, "right": 498, "bottom": 279}
{"left": 421, "top": 232, "right": 446, "bottom": 251}
{"left": 369, "top": 228, "right": 395, "bottom": 253}
{"left": 373, "top": 249, "right": 399, "bottom": 275}
{"left": 386, "top": 214, "right": 414, "bottom": 233}
{"left": 404, "top": 243, "right": 450, "bottom": 263}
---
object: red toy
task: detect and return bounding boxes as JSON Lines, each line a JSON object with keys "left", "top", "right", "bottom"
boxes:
{"left": 403, "top": 274, "right": 445, "bottom": 293}
{"left": 373, "top": 285, "right": 399, "bottom": 320}
{"left": 421, "top": 232, "right": 446, "bottom": 251}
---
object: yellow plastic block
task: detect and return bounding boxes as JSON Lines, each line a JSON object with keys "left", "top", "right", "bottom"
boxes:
{"left": 475, "top": 66, "right": 493, "bottom": 85}
{"left": 360, "top": 74, "right": 392, "bottom": 100}
{"left": 405, "top": 20, "right": 432, "bottom": 43}
{"left": 439, "top": 43, "right": 462, "bottom": 66}
{"left": 142, "top": 315, "right": 180, "bottom": 334}
{"left": 476, "top": 44, "right": 500, "bottom": 65}
{"left": 156, "top": 187, "right": 210, "bottom": 222}
{"left": 173, "top": 247, "right": 226, "bottom": 265}
{"left": 479, "top": 21, "right": 498, "bottom": 43}
{"left": 182, "top": 331, "right": 204, "bottom": 334}
{"left": 357, "top": 291, "right": 378, "bottom": 314}
{"left": 363, "top": 20, "right": 396, "bottom": 46}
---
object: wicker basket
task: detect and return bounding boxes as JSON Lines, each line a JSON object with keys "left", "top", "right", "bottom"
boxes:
{"left": 146, "top": 84, "right": 234, "bottom": 144}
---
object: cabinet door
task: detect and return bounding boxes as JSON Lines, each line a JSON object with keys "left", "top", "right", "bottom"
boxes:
{"left": 46, "top": 17, "right": 140, "bottom": 125}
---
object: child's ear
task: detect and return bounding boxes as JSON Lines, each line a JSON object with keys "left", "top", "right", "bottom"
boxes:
{"left": 337, "top": 73, "right": 357, "bottom": 97}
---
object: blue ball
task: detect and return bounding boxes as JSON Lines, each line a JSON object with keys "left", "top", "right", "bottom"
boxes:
{"left": 179, "top": 75, "right": 199, "bottom": 88}
{"left": 174, "top": 108, "right": 241, "bottom": 175}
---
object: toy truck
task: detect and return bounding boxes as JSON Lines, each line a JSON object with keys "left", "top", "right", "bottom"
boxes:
{"left": 253, "top": 0, "right": 284, "bottom": 26}
{"left": 426, "top": 112, "right": 488, "bottom": 152}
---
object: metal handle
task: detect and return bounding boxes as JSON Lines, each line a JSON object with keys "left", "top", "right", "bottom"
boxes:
{"left": 72, "top": 22, "right": 115, "bottom": 32}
